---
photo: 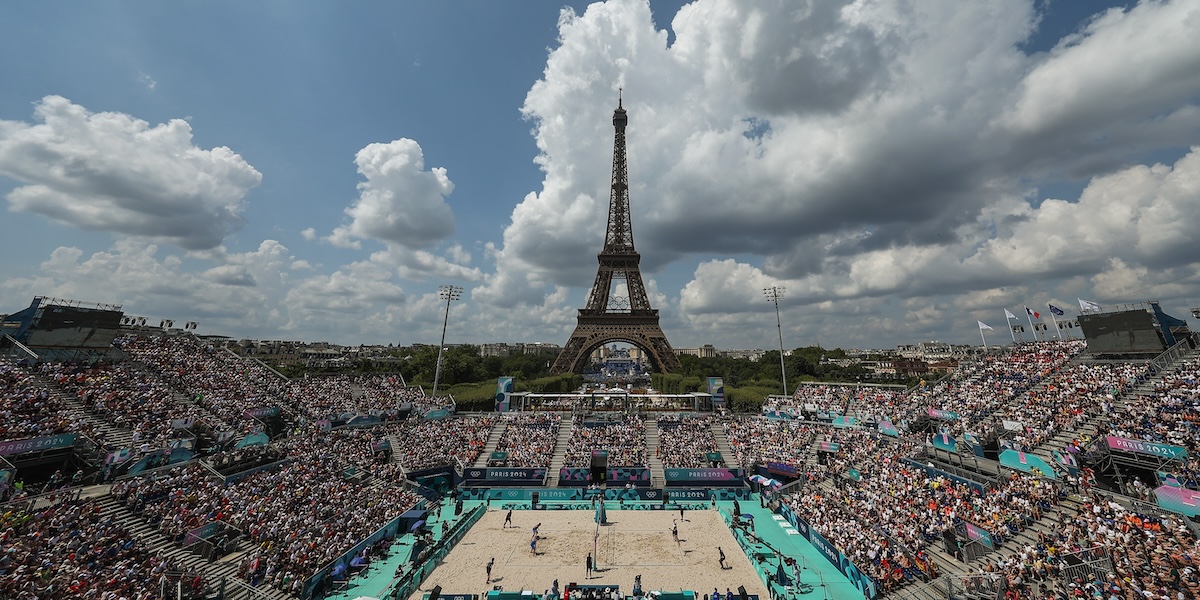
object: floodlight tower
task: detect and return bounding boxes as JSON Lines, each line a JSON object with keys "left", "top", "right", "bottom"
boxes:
{"left": 764, "top": 286, "right": 788, "bottom": 398}
{"left": 431, "top": 285, "right": 463, "bottom": 400}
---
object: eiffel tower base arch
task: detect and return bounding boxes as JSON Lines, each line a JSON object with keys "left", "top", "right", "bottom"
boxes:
{"left": 550, "top": 314, "right": 682, "bottom": 374}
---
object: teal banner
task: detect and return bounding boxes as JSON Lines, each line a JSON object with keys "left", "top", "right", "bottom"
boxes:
{"left": 830, "top": 416, "right": 858, "bottom": 428}
{"left": 1154, "top": 485, "right": 1200, "bottom": 517}
{"left": 962, "top": 521, "right": 994, "bottom": 549}
{"left": 495, "top": 377, "right": 514, "bottom": 412}
{"left": 877, "top": 420, "right": 899, "bottom": 437}
{"left": 242, "top": 406, "right": 281, "bottom": 420}
{"left": 664, "top": 467, "right": 744, "bottom": 486}
{"left": 1105, "top": 436, "right": 1188, "bottom": 461}
{"left": 707, "top": 376, "right": 725, "bottom": 407}
{"left": 345, "top": 414, "right": 382, "bottom": 428}
{"left": 0, "top": 433, "right": 77, "bottom": 457}
{"left": 463, "top": 467, "right": 546, "bottom": 486}
{"left": 235, "top": 432, "right": 270, "bottom": 448}
{"left": 932, "top": 432, "right": 958, "bottom": 453}
{"left": 927, "top": 408, "right": 959, "bottom": 420}
{"left": 127, "top": 447, "right": 195, "bottom": 475}
{"left": 424, "top": 408, "right": 453, "bottom": 420}
{"left": 998, "top": 450, "right": 1057, "bottom": 479}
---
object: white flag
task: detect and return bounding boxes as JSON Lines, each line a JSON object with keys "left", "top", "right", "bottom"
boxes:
{"left": 978, "top": 320, "right": 994, "bottom": 331}
{"left": 1078, "top": 298, "right": 1101, "bottom": 312}
{"left": 1004, "top": 309, "right": 1018, "bottom": 321}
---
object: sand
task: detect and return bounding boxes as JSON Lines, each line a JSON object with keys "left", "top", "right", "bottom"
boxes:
{"left": 412, "top": 507, "right": 770, "bottom": 600}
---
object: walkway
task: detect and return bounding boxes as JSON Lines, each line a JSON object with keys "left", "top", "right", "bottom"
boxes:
{"left": 325, "top": 496, "right": 470, "bottom": 600}
{"left": 716, "top": 499, "right": 864, "bottom": 600}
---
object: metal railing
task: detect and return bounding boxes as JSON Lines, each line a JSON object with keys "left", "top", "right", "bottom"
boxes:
{"left": 1057, "top": 546, "right": 1114, "bottom": 592}
{"left": 1149, "top": 336, "right": 1194, "bottom": 373}
{"left": 218, "top": 575, "right": 275, "bottom": 600}
{"left": 376, "top": 503, "right": 487, "bottom": 600}
{"left": 1, "top": 334, "right": 39, "bottom": 365}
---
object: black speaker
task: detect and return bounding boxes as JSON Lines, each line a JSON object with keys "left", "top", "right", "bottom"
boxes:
{"left": 429, "top": 586, "right": 442, "bottom": 600}
{"left": 942, "top": 529, "right": 957, "bottom": 554}
{"left": 662, "top": 492, "right": 669, "bottom": 505}
{"left": 532, "top": 491, "right": 540, "bottom": 505}
{"left": 738, "top": 586, "right": 748, "bottom": 600}
{"left": 455, "top": 500, "right": 463, "bottom": 515}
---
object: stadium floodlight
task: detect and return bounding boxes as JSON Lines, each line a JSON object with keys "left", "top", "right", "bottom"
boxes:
{"left": 764, "top": 286, "right": 788, "bottom": 398}
{"left": 431, "top": 285, "right": 464, "bottom": 400}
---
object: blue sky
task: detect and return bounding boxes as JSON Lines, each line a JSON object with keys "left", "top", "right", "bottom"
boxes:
{"left": 2, "top": 0, "right": 1198, "bottom": 352}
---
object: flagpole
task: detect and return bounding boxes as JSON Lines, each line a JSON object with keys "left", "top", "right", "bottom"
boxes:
{"left": 1048, "top": 306, "right": 1062, "bottom": 340}
{"left": 1025, "top": 307, "right": 1036, "bottom": 342}
{"left": 1005, "top": 312, "right": 1016, "bottom": 343}
{"left": 979, "top": 325, "right": 988, "bottom": 349}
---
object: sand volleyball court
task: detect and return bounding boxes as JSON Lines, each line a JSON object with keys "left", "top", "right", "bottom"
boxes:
{"left": 412, "top": 507, "right": 770, "bottom": 600}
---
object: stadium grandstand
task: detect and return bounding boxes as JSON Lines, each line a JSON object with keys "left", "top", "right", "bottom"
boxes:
{"left": 3, "top": 295, "right": 1200, "bottom": 600}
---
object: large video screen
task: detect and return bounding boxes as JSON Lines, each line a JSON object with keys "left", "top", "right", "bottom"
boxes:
{"left": 27, "top": 306, "right": 123, "bottom": 348}
{"left": 1078, "top": 310, "right": 1165, "bottom": 354}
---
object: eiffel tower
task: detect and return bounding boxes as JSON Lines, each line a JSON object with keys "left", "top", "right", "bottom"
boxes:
{"left": 550, "top": 94, "right": 681, "bottom": 374}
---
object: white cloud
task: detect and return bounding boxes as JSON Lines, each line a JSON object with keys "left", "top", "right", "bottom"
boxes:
{"left": 0, "top": 240, "right": 285, "bottom": 332}
{"left": 0, "top": 96, "right": 261, "bottom": 250}
{"left": 1003, "top": 1, "right": 1200, "bottom": 141}
{"left": 326, "top": 138, "right": 456, "bottom": 250}
{"left": 471, "top": 0, "right": 1200, "bottom": 348}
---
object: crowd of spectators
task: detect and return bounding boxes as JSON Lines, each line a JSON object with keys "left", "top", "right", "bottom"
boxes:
{"left": 116, "top": 335, "right": 288, "bottom": 427}
{"left": 387, "top": 416, "right": 496, "bottom": 471}
{"left": 562, "top": 415, "right": 647, "bottom": 467}
{"left": 723, "top": 418, "right": 816, "bottom": 472}
{"left": 1109, "top": 356, "right": 1200, "bottom": 454}
{"left": 281, "top": 373, "right": 453, "bottom": 421}
{"left": 906, "top": 342, "right": 1083, "bottom": 438}
{"left": 493, "top": 412, "right": 560, "bottom": 467}
{"left": 46, "top": 361, "right": 217, "bottom": 446}
{"left": 210, "top": 444, "right": 286, "bottom": 476}
{"left": 656, "top": 415, "right": 718, "bottom": 468}
{"left": 0, "top": 495, "right": 208, "bottom": 599}
{"left": 282, "top": 374, "right": 356, "bottom": 419}
{"left": 359, "top": 376, "right": 449, "bottom": 415}
{"left": 985, "top": 361, "right": 1147, "bottom": 452}
{"left": 965, "top": 492, "right": 1200, "bottom": 599}
{"left": 0, "top": 360, "right": 85, "bottom": 442}
{"left": 783, "top": 431, "right": 1067, "bottom": 595}
{"left": 113, "top": 427, "right": 422, "bottom": 596}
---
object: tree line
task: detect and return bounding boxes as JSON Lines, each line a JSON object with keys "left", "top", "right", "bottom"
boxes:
{"left": 278, "top": 344, "right": 919, "bottom": 413}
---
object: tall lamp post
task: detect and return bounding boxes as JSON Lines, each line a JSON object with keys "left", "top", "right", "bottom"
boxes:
{"left": 431, "top": 284, "right": 463, "bottom": 400}
{"left": 764, "top": 286, "right": 788, "bottom": 398}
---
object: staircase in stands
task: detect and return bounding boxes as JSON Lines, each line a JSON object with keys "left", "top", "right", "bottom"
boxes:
{"left": 709, "top": 421, "right": 736, "bottom": 467}
{"left": 545, "top": 419, "right": 575, "bottom": 486}
{"left": 32, "top": 373, "right": 134, "bottom": 451}
{"left": 644, "top": 417, "right": 664, "bottom": 486}
{"left": 93, "top": 484, "right": 292, "bottom": 600}
{"left": 474, "top": 420, "right": 508, "bottom": 468}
